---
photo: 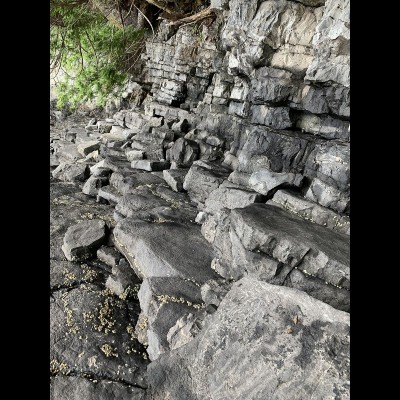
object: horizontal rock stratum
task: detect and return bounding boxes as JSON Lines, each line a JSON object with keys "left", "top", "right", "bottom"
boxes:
{"left": 50, "top": 0, "right": 350, "bottom": 398}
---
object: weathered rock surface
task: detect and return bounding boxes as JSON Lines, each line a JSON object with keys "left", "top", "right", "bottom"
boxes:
{"left": 114, "top": 218, "right": 217, "bottom": 283}
{"left": 51, "top": 0, "right": 350, "bottom": 394}
{"left": 61, "top": 219, "right": 107, "bottom": 261}
{"left": 52, "top": 162, "right": 89, "bottom": 183}
{"left": 136, "top": 277, "right": 205, "bottom": 360}
{"left": 50, "top": 376, "right": 145, "bottom": 400}
{"left": 162, "top": 168, "right": 187, "bottom": 192}
{"left": 82, "top": 176, "right": 108, "bottom": 197}
{"left": 269, "top": 189, "right": 350, "bottom": 235}
{"left": 183, "top": 161, "right": 231, "bottom": 206}
{"left": 146, "top": 278, "right": 350, "bottom": 400}
{"left": 50, "top": 285, "right": 147, "bottom": 387}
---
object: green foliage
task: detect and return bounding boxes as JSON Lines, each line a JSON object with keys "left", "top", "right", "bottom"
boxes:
{"left": 50, "top": 0, "right": 144, "bottom": 110}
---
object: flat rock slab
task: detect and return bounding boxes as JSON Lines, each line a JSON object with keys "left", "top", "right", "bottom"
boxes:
{"left": 50, "top": 376, "right": 145, "bottom": 400}
{"left": 52, "top": 162, "right": 89, "bottom": 183}
{"left": 110, "top": 172, "right": 165, "bottom": 195}
{"left": 97, "top": 185, "right": 123, "bottom": 204}
{"left": 136, "top": 277, "right": 205, "bottom": 360}
{"left": 231, "top": 203, "right": 350, "bottom": 289}
{"left": 103, "top": 156, "right": 134, "bottom": 173}
{"left": 249, "top": 169, "right": 303, "bottom": 195}
{"left": 146, "top": 278, "right": 350, "bottom": 400}
{"left": 131, "top": 160, "right": 171, "bottom": 172}
{"left": 77, "top": 140, "right": 100, "bottom": 156}
{"left": 57, "top": 144, "right": 83, "bottom": 162}
{"left": 113, "top": 218, "right": 217, "bottom": 284}
{"left": 50, "top": 285, "right": 148, "bottom": 387}
{"left": 205, "top": 182, "right": 266, "bottom": 212}
{"left": 115, "top": 190, "right": 170, "bottom": 217}
{"left": 270, "top": 189, "right": 350, "bottom": 235}
{"left": 50, "top": 259, "right": 108, "bottom": 292}
{"left": 62, "top": 219, "right": 107, "bottom": 262}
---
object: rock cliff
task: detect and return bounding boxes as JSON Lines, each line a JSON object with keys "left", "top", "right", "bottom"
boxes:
{"left": 50, "top": 0, "right": 350, "bottom": 398}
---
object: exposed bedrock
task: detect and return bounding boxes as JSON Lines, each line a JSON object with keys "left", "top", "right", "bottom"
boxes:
{"left": 50, "top": 0, "right": 350, "bottom": 397}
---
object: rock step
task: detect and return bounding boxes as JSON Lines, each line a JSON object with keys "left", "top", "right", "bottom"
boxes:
{"left": 201, "top": 202, "right": 349, "bottom": 311}
{"left": 113, "top": 218, "right": 218, "bottom": 284}
{"left": 231, "top": 203, "right": 350, "bottom": 287}
{"left": 110, "top": 171, "right": 165, "bottom": 195}
{"left": 268, "top": 189, "right": 350, "bottom": 235}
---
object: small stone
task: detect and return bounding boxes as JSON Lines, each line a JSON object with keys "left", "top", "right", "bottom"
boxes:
{"left": 126, "top": 150, "right": 145, "bottom": 161}
{"left": 163, "top": 169, "right": 188, "bottom": 192}
{"left": 131, "top": 160, "right": 171, "bottom": 172}
{"left": 82, "top": 176, "right": 108, "bottom": 197}
{"left": 77, "top": 140, "right": 100, "bottom": 157}
{"left": 96, "top": 246, "right": 122, "bottom": 268}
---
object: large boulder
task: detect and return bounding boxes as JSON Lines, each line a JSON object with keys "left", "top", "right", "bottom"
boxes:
{"left": 146, "top": 278, "right": 350, "bottom": 400}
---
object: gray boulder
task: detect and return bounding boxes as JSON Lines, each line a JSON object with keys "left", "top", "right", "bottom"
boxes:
{"left": 183, "top": 161, "right": 231, "bottom": 206}
{"left": 113, "top": 218, "right": 217, "bottom": 284}
{"left": 163, "top": 169, "right": 188, "bottom": 192}
{"left": 146, "top": 278, "right": 350, "bottom": 400}
{"left": 82, "top": 176, "right": 108, "bottom": 197}
{"left": 249, "top": 169, "right": 303, "bottom": 196}
{"left": 52, "top": 163, "right": 89, "bottom": 183}
{"left": 169, "top": 138, "right": 199, "bottom": 167}
{"left": 61, "top": 219, "right": 106, "bottom": 261}
{"left": 77, "top": 140, "right": 100, "bottom": 156}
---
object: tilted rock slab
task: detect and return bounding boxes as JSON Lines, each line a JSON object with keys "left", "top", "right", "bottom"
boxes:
{"left": 61, "top": 219, "right": 106, "bottom": 262}
{"left": 113, "top": 218, "right": 217, "bottom": 284}
{"left": 146, "top": 277, "right": 350, "bottom": 400}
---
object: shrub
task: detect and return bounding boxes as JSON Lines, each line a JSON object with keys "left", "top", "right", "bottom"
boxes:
{"left": 50, "top": 0, "right": 145, "bottom": 110}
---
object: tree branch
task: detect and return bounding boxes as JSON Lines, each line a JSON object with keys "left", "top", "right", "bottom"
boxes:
{"left": 167, "top": 7, "right": 215, "bottom": 27}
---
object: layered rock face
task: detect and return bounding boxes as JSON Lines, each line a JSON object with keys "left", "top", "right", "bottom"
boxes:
{"left": 50, "top": 0, "right": 349, "bottom": 398}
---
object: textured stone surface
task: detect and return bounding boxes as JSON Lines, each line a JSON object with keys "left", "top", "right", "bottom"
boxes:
{"left": 50, "top": 285, "right": 147, "bottom": 387}
{"left": 249, "top": 169, "right": 303, "bottom": 196}
{"left": 136, "top": 277, "right": 204, "bottom": 360}
{"left": 131, "top": 160, "right": 171, "bottom": 172}
{"left": 62, "top": 219, "right": 107, "bottom": 262}
{"left": 269, "top": 189, "right": 350, "bottom": 235}
{"left": 205, "top": 181, "right": 265, "bottom": 212}
{"left": 77, "top": 140, "right": 100, "bottom": 156}
{"left": 50, "top": 376, "right": 145, "bottom": 400}
{"left": 51, "top": 0, "right": 350, "bottom": 394}
{"left": 146, "top": 278, "right": 350, "bottom": 400}
{"left": 231, "top": 204, "right": 349, "bottom": 289}
{"left": 163, "top": 168, "right": 188, "bottom": 192}
{"left": 82, "top": 176, "right": 108, "bottom": 197}
{"left": 169, "top": 138, "right": 199, "bottom": 167}
{"left": 113, "top": 218, "right": 217, "bottom": 284}
{"left": 52, "top": 162, "right": 89, "bottom": 183}
{"left": 183, "top": 161, "right": 231, "bottom": 206}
